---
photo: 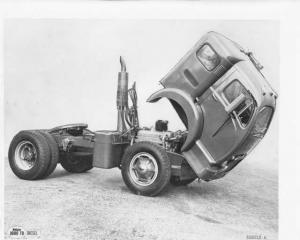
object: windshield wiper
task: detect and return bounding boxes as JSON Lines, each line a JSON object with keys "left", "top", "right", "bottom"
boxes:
{"left": 212, "top": 32, "right": 264, "bottom": 72}
{"left": 240, "top": 49, "right": 264, "bottom": 71}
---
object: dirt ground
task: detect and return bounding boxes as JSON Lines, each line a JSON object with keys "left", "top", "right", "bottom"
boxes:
{"left": 4, "top": 156, "right": 278, "bottom": 240}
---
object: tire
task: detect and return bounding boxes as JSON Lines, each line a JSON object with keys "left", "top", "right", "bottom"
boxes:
{"left": 121, "top": 141, "right": 171, "bottom": 197}
{"left": 60, "top": 153, "right": 93, "bottom": 173}
{"left": 170, "top": 176, "right": 196, "bottom": 186}
{"left": 8, "top": 130, "right": 51, "bottom": 180}
{"left": 37, "top": 131, "right": 59, "bottom": 178}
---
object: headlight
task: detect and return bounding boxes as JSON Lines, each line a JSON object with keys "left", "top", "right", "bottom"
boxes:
{"left": 237, "top": 106, "right": 273, "bottom": 154}
{"left": 251, "top": 107, "right": 273, "bottom": 138}
{"left": 196, "top": 44, "right": 220, "bottom": 71}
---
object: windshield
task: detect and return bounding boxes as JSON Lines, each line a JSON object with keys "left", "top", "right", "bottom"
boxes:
{"left": 223, "top": 80, "right": 255, "bottom": 127}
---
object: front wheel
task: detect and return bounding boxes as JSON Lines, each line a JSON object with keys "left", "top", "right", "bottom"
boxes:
{"left": 121, "top": 142, "right": 171, "bottom": 197}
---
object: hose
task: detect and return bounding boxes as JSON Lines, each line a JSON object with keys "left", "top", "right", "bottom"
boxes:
{"left": 127, "top": 82, "right": 139, "bottom": 128}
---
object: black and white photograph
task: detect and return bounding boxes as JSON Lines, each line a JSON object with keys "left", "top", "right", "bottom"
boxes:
{"left": 0, "top": 2, "right": 300, "bottom": 240}
{"left": 3, "top": 19, "right": 279, "bottom": 240}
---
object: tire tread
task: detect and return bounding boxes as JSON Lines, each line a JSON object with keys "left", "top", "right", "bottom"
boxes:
{"left": 121, "top": 141, "right": 171, "bottom": 197}
{"left": 37, "top": 131, "right": 59, "bottom": 178}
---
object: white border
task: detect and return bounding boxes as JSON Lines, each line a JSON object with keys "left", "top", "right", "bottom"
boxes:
{"left": 1, "top": 2, "right": 300, "bottom": 240}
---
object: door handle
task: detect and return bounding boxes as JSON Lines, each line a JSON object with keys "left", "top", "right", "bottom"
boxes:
{"left": 210, "top": 87, "right": 223, "bottom": 103}
{"left": 212, "top": 93, "right": 219, "bottom": 102}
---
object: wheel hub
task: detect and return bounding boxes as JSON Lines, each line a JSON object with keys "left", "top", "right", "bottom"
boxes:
{"left": 14, "top": 141, "right": 37, "bottom": 170}
{"left": 129, "top": 152, "right": 158, "bottom": 186}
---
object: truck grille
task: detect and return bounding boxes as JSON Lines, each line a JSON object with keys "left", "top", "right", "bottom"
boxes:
{"left": 214, "top": 65, "right": 226, "bottom": 77}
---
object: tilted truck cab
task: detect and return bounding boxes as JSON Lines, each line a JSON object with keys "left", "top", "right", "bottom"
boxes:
{"left": 8, "top": 31, "right": 277, "bottom": 196}
{"left": 148, "top": 32, "right": 277, "bottom": 181}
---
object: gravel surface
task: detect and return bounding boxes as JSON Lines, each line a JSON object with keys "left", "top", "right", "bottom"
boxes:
{"left": 4, "top": 157, "right": 277, "bottom": 240}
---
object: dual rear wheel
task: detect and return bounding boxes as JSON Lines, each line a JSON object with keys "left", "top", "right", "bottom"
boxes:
{"left": 8, "top": 130, "right": 58, "bottom": 180}
{"left": 8, "top": 130, "right": 92, "bottom": 180}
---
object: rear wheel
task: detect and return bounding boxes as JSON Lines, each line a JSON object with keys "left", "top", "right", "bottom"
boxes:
{"left": 37, "top": 131, "right": 59, "bottom": 178}
{"left": 8, "top": 131, "right": 51, "bottom": 180}
{"left": 121, "top": 142, "right": 171, "bottom": 197}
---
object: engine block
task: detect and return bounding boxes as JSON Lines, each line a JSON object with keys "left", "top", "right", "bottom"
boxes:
{"left": 135, "top": 130, "right": 173, "bottom": 145}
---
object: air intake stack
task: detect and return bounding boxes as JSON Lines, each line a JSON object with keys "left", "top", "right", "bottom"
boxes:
{"left": 116, "top": 56, "right": 128, "bottom": 133}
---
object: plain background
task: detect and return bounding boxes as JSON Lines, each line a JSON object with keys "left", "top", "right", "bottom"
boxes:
{"left": 4, "top": 20, "right": 279, "bottom": 170}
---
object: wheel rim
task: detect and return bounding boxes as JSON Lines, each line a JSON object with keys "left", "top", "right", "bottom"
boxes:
{"left": 14, "top": 141, "right": 37, "bottom": 170}
{"left": 129, "top": 152, "right": 159, "bottom": 186}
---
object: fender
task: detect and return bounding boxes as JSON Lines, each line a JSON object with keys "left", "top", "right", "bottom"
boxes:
{"left": 49, "top": 123, "right": 88, "bottom": 133}
{"left": 147, "top": 88, "right": 204, "bottom": 151}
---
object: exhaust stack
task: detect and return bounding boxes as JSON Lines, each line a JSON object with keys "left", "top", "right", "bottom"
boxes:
{"left": 116, "top": 56, "right": 128, "bottom": 133}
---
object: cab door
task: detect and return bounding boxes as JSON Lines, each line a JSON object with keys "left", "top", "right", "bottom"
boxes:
{"left": 199, "top": 72, "right": 255, "bottom": 163}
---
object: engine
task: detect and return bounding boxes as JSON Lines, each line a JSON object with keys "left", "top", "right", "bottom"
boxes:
{"left": 135, "top": 127, "right": 187, "bottom": 153}
{"left": 135, "top": 130, "right": 174, "bottom": 145}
